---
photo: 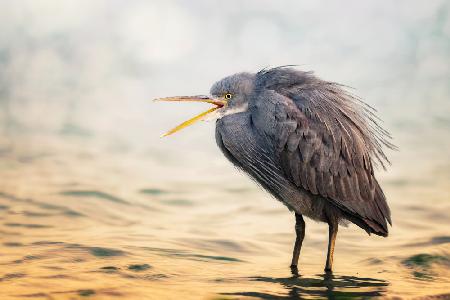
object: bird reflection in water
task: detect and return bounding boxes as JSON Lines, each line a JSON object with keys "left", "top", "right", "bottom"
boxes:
{"left": 222, "top": 271, "right": 389, "bottom": 299}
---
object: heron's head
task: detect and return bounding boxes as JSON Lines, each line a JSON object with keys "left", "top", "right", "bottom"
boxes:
{"left": 157, "top": 72, "right": 255, "bottom": 137}
{"left": 210, "top": 72, "right": 255, "bottom": 111}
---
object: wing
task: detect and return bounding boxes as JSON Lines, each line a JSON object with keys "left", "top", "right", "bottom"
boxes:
{"left": 251, "top": 67, "right": 394, "bottom": 236}
{"left": 216, "top": 112, "right": 296, "bottom": 203}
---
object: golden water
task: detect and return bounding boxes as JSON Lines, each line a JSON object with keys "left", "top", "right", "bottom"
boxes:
{"left": 0, "top": 132, "right": 449, "bottom": 299}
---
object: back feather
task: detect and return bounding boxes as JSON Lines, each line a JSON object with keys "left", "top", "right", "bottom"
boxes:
{"left": 253, "top": 67, "right": 395, "bottom": 235}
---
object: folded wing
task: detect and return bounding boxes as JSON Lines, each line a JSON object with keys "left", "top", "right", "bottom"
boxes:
{"left": 251, "top": 67, "right": 394, "bottom": 236}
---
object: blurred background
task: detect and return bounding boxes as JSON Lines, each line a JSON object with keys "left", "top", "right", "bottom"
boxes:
{"left": 0, "top": 1, "right": 449, "bottom": 299}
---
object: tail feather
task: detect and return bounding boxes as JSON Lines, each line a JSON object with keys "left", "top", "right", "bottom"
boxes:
{"left": 364, "top": 218, "right": 389, "bottom": 237}
{"left": 340, "top": 181, "right": 391, "bottom": 237}
{"left": 341, "top": 210, "right": 389, "bottom": 237}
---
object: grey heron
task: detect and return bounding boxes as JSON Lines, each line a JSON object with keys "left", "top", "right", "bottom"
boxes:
{"left": 157, "top": 66, "right": 394, "bottom": 272}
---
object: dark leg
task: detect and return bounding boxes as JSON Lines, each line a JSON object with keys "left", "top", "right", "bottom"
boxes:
{"left": 324, "top": 221, "right": 338, "bottom": 272}
{"left": 290, "top": 213, "right": 305, "bottom": 271}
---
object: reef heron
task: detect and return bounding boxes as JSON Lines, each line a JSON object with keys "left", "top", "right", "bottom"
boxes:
{"left": 157, "top": 67, "right": 394, "bottom": 272}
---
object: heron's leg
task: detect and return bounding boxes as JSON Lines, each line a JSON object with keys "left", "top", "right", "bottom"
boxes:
{"left": 324, "top": 221, "right": 338, "bottom": 272}
{"left": 290, "top": 213, "right": 305, "bottom": 270}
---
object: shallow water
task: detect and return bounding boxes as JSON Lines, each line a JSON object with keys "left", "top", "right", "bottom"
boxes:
{"left": 1, "top": 0, "right": 450, "bottom": 298}
{"left": 0, "top": 130, "right": 449, "bottom": 300}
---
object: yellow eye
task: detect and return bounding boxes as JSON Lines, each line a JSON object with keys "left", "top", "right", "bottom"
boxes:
{"left": 224, "top": 93, "right": 232, "bottom": 100}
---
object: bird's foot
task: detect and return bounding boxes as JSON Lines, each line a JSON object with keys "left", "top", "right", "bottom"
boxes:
{"left": 324, "top": 267, "right": 333, "bottom": 273}
{"left": 290, "top": 265, "right": 299, "bottom": 276}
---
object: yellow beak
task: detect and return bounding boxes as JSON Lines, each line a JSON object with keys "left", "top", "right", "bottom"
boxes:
{"left": 155, "top": 95, "right": 226, "bottom": 137}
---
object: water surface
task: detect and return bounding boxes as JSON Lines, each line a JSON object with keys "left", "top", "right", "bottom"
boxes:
{"left": 0, "top": 131, "right": 449, "bottom": 299}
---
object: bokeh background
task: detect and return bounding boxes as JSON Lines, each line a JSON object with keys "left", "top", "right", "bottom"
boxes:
{"left": 0, "top": 1, "right": 449, "bottom": 299}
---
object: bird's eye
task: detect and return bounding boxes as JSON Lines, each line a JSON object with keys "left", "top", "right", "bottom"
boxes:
{"left": 224, "top": 93, "right": 233, "bottom": 100}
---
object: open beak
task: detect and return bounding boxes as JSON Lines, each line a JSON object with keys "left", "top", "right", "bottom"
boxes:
{"left": 155, "top": 95, "right": 226, "bottom": 137}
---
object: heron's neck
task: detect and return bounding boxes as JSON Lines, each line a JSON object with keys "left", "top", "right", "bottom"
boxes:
{"left": 216, "top": 103, "right": 249, "bottom": 119}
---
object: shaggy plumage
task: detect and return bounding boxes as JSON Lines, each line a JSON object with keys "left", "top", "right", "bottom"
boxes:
{"left": 164, "top": 66, "right": 396, "bottom": 272}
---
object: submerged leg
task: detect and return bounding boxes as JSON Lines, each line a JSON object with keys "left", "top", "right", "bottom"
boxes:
{"left": 324, "top": 221, "right": 338, "bottom": 272}
{"left": 290, "top": 213, "right": 305, "bottom": 271}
